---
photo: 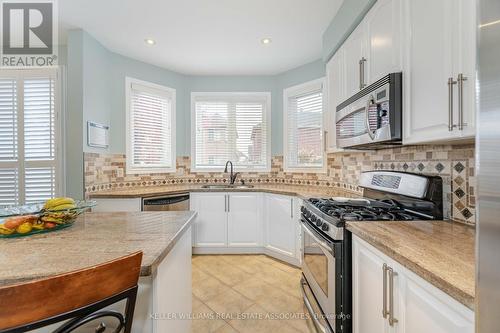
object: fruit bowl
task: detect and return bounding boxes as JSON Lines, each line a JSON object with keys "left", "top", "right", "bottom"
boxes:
{"left": 0, "top": 199, "right": 96, "bottom": 238}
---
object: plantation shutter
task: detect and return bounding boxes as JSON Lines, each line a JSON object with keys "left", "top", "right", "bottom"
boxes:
{"left": 285, "top": 81, "right": 324, "bottom": 170}
{"left": 128, "top": 82, "right": 174, "bottom": 173}
{"left": 193, "top": 94, "right": 269, "bottom": 171}
{"left": 0, "top": 69, "right": 59, "bottom": 206}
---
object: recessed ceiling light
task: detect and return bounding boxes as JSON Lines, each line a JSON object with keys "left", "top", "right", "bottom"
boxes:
{"left": 144, "top": 38, "right": 156, "bottom": 46}
{"left": 261, "top": 38, "right": 272, "bottom": 45}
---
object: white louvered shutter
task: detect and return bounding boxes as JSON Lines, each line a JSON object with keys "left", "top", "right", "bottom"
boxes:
{"left": 0, "top": 69, "right": 60, "bottom": 206}
{"left": 285, "top": 81, "right": 324, "bottom": 170}
{"left": 127, "top": 81, "right": 175, "bottom": 173}
{"left": 193, "top": 93, "right": 270, "bottom": 171}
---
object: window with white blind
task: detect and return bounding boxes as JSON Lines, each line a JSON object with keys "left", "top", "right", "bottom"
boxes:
{"left": 126, "top": 78, "right": 176, "bottom": 174}
{"left": 191, "top": 92, "right": 271, "bottom": 172}
{"left": 0, "top": 68, "right": 61, "bottom": 206}
{"left": 284, "top": 78, "right": 326, "bottom": 172}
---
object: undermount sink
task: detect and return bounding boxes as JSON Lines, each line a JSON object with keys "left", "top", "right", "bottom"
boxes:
{"left": 201, "top": 184, "right": 254, "bottom": 189}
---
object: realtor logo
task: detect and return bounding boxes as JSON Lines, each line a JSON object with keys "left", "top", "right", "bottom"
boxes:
{"left": 0, "top": 0, "right": 57, "bottom": 66}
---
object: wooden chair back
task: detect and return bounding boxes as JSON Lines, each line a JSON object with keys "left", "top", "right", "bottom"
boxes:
{"left": 0, "top": 251, "right": 142, "bottom": 332}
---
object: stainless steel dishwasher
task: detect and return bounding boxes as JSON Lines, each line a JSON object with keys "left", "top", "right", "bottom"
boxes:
{"left": 141, "top": 193, "right": 190, "bottom": 211}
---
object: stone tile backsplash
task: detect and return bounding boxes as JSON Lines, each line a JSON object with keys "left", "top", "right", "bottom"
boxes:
{"left": 84, "top": 144, "right": 476, "bottom": 225}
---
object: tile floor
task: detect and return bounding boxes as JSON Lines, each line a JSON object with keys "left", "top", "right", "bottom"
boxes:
{"left": 191, "top": 255, "right": 316, "bottom": 333}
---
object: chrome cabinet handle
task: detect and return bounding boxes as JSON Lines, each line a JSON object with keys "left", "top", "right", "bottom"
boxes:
{"left": 388, "top": 267, "right": 398, "bottom": 326}
{"left": 290, "top": 198, "right": 293, "bottom": 219}
{"left": 365, "top": 96, "right": 376, "bottom": 140}
{"left": 382, "top": 263, "right": 388, "bottom": 319}
{"left": 457, "top": 73, "right": 468, "bottom": 130}
{"left": 224, "top": 195, "right": 227, "bottom": 212}
{"left": 448, "top": 77, "right": 457, "bottom": 131}
{"left": 359, "top": 57, "right": 367, "bottom": 90}
{"left": 227, "top": 195, "right": 230, "bottom": 212}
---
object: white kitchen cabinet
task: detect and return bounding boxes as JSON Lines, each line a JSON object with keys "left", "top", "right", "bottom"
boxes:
{"left": 92, "top": 198, "right": 142, "bottom": 212}
{"left": 190, "top": 193, "right": 227, "bottom": 247}
{"left": 191, "top": 192, "right": 262, "bottom": 252}
{"left": 352, "top": 236, "right": 391, "bottom": 333}
{"left": 227, "top": 193, "right": 262, "bottom": 247}
{"left": 352, "top": 235, "right": 474, "bottom": 333}
{"left": 343, "top": 23, "right": 367, "bottom": 98}
{"left": 325, "top": 49, "right": 345, "bottom": 153}
{"left": 402, "top": 0, "right": 476, "bottom": 144}
{"left": 264, "top": 193, "right": 300, "bottom": 265}
{"left": 364, "top": 0, "right": 402, "bottom": 83}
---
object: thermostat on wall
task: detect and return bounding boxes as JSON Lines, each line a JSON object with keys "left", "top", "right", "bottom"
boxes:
{"left": 87, "top": 121, "right": 109, "bottom": 148}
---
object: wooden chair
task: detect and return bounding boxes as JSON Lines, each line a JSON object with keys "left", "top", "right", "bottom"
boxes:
{"left": 0, "top": 252, "right": 143, "bottom": 333}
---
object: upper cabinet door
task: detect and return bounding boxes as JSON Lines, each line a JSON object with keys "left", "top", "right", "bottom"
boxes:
{"left": 452, "top": 0, "right": 476, "bottom": 138}
{"left": 402, "top": 0, "right": 460, "bottom": 144}
{"left": 343, "top": 23, "right": 367, "bottom": 99}
{"left": 325, "top": 49, "right": 345, "bottom": 153}
{"left": 365, "top": 0, "right": 402, "bottom": 84}
{"left": 402, "top": 0, "right": 475, "bottom": 144}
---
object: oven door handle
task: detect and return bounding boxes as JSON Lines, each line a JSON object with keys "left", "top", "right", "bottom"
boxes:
{"left": 365, "top": 95, "right": 376, "bottom": 140}
{"left": 301, "top": 219, "right": 334, "bottom": 256}
{"left": 300, "top": 278, "right": 333, "bottom": 333}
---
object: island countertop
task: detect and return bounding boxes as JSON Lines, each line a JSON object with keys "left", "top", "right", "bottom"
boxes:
{"left": 0, "top": 211, "right": 196, "bottom": 287}
{"left": 347, "top": 220, "right": 475, "bottom": 310}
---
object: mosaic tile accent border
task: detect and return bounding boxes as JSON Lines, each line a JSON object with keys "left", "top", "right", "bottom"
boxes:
{"left": 84, "top": 144, "right": 476, "bottom": 225}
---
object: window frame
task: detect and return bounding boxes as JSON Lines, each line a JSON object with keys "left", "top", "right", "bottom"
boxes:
{"left": 283, "top": 77, "right": 327, "bottom": 173}
{"left": 0, "top": 67, "right": 63, "bottom": 205}
{"left": 190, "top": 91, "right": 272, "bottom": 173}
{"left": 125, "top": 77, "right": 176, "bottom": 174}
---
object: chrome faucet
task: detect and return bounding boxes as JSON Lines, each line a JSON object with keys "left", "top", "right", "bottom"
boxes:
{"left": 224, "top": 161, "right": 239, "bottom": 184}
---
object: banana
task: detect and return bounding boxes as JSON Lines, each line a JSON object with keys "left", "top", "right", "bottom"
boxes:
{"left": 41, "top": 216, "right": 65, "bottom": 224}
{"left": 44, "top": 197, "right": 75, "bottom": 210}
{"left": 50, "top": 203, "right": 77, "bottom": 211}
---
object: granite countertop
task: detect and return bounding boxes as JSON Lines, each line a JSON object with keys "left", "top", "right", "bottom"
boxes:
{"left": 347, "top": 220, "right": 475, "bottom": 310}
{"left": 88, "top": 184, "right": 360, "bottom": 200}
{"left": 0, "top": 211, "right": 196, "bottom": 286}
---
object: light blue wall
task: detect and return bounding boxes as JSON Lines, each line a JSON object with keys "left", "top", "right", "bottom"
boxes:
{"left": 66, "top": 30, "right": 84, "bottom": 198}
{"left": 322, "top": 0, "right": 376, "bottom": 61}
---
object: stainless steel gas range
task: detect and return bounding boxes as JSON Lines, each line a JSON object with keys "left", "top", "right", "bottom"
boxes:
{"left": 300, "top": 171, "right": 443, "bottom": 333}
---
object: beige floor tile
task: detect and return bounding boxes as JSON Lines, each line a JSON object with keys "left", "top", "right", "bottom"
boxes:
{"left": 200, "top": 262, "right": 250, "bottom": 287}
{"left": 218, "top": 255, "right": 268, "bottom": 274}
{"left": 253, "top": 286, "right": 304, "bottom": 315}
{"left": 204, "top": 288, "right": 254, "bottom": 317}
{"left": 232, "top": 277, "right": 277, "bottom": 302}
{"left": 213, "top": 323, "right": 239, "bottom": 333}
{"left": 228, "top": 304, "right": 301, "bottom": 333}
{"left": 192, "top": 296, "right": 228, "bottom": 333}
{"left": 192, "top": 273, "right": 229, "bottom": 302}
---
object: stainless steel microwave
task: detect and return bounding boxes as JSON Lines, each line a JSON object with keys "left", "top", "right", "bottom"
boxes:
{"left": 336, "top": 72, "right": 402, "bottom": 149}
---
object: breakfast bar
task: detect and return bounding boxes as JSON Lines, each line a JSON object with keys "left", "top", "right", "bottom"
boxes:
{"left": 0, "top": 211, "right": 196, "bottom": 333}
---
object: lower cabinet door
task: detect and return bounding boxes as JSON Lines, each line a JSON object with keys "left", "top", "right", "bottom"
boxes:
{"left": 227, "top": 193, "right": 261, "bottom": 247}
{"left": 191, "top": 193, "right": 227, "bottom": 247}
{"left": 352, "top": 237, "right": 389, "bottom": 333}
{"left": 265, "top": 194, "right": 296, "bottom": 258}
{"left": 398, "top": 268, "right": 474, "bottom": 333}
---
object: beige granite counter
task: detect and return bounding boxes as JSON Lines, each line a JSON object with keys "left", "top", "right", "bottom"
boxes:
{"left": 88, "top": 184, "right": 360, "bottom": 200}
{"left": 347, "top": 220, "right": 475, "bottom": 310}
{"left": 0, "top": 211, "right": 196, "bottom": 286}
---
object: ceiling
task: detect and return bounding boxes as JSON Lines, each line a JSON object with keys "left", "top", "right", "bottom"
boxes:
{"left": 59, "top": 0, "right": 342, "bottom": 75}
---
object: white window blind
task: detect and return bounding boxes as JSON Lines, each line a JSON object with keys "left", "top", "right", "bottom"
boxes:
{"left": 126, "top": 78, "right": 176, "bottom": 174}
{"left": 284, "top": 79, "right": 325, "bottom": 171}
{"left": 192, "top": 93, "right": 271, "bottom": 171}
{"left": 0, "top": 69, "right": 60, "bottom": 206}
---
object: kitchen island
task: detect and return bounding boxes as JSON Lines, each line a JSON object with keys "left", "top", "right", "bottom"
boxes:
{"left": 0, "top": 211, "right": 196, "bottom": 333}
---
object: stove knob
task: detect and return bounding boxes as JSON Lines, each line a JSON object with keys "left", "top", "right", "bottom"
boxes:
{"left": 321, "top": 224, "right": 330, "bottom": 232}
{"left": 311, "top": 215, "right": 317, "bottom": 222}
{"left": 300, "top": 206, "right": 306, "bottom": 214}
{"left": 316, "top": 219, "right": 323, "bottom": 227}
